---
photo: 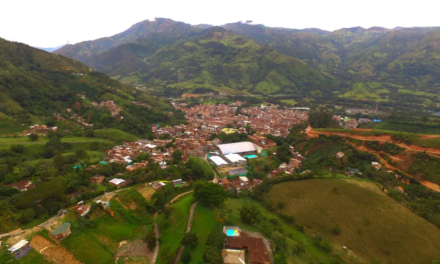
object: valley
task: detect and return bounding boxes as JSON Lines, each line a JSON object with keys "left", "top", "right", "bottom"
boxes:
{"left": 2, "top": 10, "right": 440, "bottom": 264}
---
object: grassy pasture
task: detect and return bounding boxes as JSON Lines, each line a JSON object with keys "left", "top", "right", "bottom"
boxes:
{"left": 267, "top": 179, "right": 440, "bottom": 264}
{"left": 186, "top": 203, "right": 221, "bottom": 264}
{"left": 94, "top": 129, "right": 140, "bottom": 142}
{"left": 157, "top": 194, "right": 195, "bottom": 264}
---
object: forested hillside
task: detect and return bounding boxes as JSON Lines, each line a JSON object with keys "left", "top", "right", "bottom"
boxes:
{"left": 0, "top": 37, "right": 185, "bottom": 137}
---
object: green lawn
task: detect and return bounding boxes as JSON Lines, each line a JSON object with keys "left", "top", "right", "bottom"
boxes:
{"left": 186, "top": 203, "right": 221, "bottom": 264}
{"left": 268, "top": 179, "right": 440, "bottom": 264}
{"left": 94, "top": 129, "right": 140, "bottom": 142}
{"left": 157, "top": 194, "right": 195, "bottom": 264}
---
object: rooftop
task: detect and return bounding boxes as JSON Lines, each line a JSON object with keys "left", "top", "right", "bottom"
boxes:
{"left": 210, "top": 155, "right": 229, "bottom": 166}
{"left": 217, "top": 142, "right": 256, "bottom": 155}
{"left": 51, "top": 222, "right": 71, "bottom": 236}
{"left": 224, "top": 153, "right": 247, "bottom": 163}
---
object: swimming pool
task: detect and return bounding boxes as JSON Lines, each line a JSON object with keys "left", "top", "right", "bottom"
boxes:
{"left": 226, "top": 229, "right": 238, "bottom": 236}
{"left": 245, "top": 154, "right": 258, "bottom": 159}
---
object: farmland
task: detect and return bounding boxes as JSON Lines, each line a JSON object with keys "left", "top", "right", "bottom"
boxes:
{"left": 267, "top": 179, "right": 440, "bottom": 264}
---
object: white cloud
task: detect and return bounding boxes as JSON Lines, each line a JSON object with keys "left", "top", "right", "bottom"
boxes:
{"left": 1, "top": 0, "right": 439, "bottom": 47}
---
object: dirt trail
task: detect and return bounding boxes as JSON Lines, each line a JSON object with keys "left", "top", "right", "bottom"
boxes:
{"left": 345, "top": 140, "right": 440, "bottom": 192}
{"left": 172, "top": 201, "right": 199, "bottom": 264}
{"left": 30, "top": 235, "right": 82, "bottom": 264}
{"left": 151, "top": 213, "right": 160, "bottom": 264}
{"left": 168, "top": 191, "right": 193, "bottom": 205}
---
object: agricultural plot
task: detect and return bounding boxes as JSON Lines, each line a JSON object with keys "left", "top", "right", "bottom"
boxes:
{"left": 267, "top": 179, "right": 440, "bottom": 264}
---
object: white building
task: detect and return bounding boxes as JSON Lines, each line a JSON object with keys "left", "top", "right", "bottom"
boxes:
{"left": 224, "top": 153, "right": 247, "bottom": 167}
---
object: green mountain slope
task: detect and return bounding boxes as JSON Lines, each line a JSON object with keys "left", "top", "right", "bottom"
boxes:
{"left": 103, "top": 27, "right": 337, "bottom": 94}
{"left": 0, "top": 37, "right": 184, "bottom": 136}
{"left": 54, "top": 18, "right": 200, "bottom": 62}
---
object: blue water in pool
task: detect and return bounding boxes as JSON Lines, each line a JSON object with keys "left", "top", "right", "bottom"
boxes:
{"left": 226, "top": 229, "right": 235, "bottom": 236}
{"left": 245, "top": 155, "right": 258, "bottom": 159}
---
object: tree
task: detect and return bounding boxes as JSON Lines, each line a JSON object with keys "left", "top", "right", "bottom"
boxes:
{"left": 85, "top": 129, "right": 95, "bottom": 138}
{"left": 332, "top": 226, "right": 341, "bottom": 235}
{"left": 205, "top": 229, "right": 226, "bottom": 250}
{"left": 181, "top": 233, "right": 198, "bottom": 247}
{"left": 274, "top": 254, "right": 287, "bottom": 264}
{"left": 214, "top": 207, "right": 232, "bottom": 224}
{"left": 172, "top": 150, "right": 183, "bottom": 163}
{"left": 181, "top": 249, "right": 192, "bottom": 264}
{"left": 53, "top": 151, "right": 65, "bottom": 172}
{"left": 75, "top": 149, "right": 90, "bottom": 164}
{"left": 160, "top": 244, "right": 175, "bottom": 264}
{"left": 193, "top": 182, "right": 227, "bottom": 207}
{"left": 19, "top": 208, "right": 35, "bottom": 224}
{"left": 145, "top": 229, "right": 157, "bottom": 250}
{"left": 203, "top": 247, "right": 223, "bottom": 264}
{"left": 10, "top": 144, "right": 24, "bottom": 154}
{"left": 28, "top": 133, "right": 39, "bottom": 142}
{"left": 238, "top": 204, "right": 262, "bottom": 225}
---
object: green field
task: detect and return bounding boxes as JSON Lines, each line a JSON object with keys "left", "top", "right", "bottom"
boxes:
{"left": 268, "top": 179, "right": 440, "bottom": 264}
{"left": 157, "top": 194, "right": 195, "bottom": 264}
{"left": 280, "top": 99, "right": 297, "bottom": 106}
{"left": 186, "top": 203, "right": 221, "bottom": 264}
{"left": 94, "top": 129, "right": 140, "bottom": 142}
{"left": 341, "top": 82, "right": 388, "bottom": 101}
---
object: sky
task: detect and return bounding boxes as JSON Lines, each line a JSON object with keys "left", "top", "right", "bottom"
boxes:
{"left": 1, "top": 0, "right": 439, "bottom": 47}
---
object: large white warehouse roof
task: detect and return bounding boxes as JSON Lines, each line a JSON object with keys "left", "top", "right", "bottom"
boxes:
{"left": 217, "top": 142, "right": 256, "bottom": 155}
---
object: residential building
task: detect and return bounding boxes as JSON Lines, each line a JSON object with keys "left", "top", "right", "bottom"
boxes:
{"left": 50, "top": 222, "right": 71, "bottom": 240}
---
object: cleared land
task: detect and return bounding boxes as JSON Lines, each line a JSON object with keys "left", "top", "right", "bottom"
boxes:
{"left": 30, "top": 235, "right": 81, "bottom": 264}
{"left": 268, "top": 179, "right": 440, "bottom": 264}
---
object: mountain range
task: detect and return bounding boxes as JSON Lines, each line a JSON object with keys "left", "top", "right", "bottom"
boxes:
{"left": 54, "top": 18, "right": 440, "bottom": 101}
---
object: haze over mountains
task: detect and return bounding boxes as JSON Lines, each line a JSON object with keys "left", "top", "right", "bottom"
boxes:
{"left": 54, "top": 18, "right": 440, "bottom": 99}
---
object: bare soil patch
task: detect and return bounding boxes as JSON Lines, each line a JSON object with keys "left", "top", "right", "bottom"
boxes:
{"left": 116, "top": 240, "right": 151, "bottom": 263}
{"left": 30, "top": 235, "right": 82, "bottom": 264}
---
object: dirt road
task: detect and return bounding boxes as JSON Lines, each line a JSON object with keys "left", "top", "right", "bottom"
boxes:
{"left": 30, "top": 235, "right": 82, "bottom": 264}
{"left": 172, "top": 201, "right": 199, "bottom": 264}
{"left": 308, "top": 129, "right": 440, "bottom": 158}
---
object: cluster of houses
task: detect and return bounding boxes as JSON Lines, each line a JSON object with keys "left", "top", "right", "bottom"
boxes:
{"left": 171, "top": 102, "right": 309, "bottom": 137}
{"left": 91, "top": 100, "right": 123, "bottom": 119}
{"left": 66, "top": 108, "right": 94, "bottom": 127}
{"left": 26, "top": 124, "right": 57, "bottom": 133}
{"left": 107, "top": 139, "right": 173, "bottom": 164}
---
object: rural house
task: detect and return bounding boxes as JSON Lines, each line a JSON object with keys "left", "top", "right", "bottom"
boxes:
{"left": 50, "top": 222, "right": 71, "bottom": 240}
{"left": 91, "top": 175, "right": 105, "bottom": 185}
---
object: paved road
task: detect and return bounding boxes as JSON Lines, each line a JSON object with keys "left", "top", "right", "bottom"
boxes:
{"left": 172, "top": 201, "right": 199, "bottom": 264}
